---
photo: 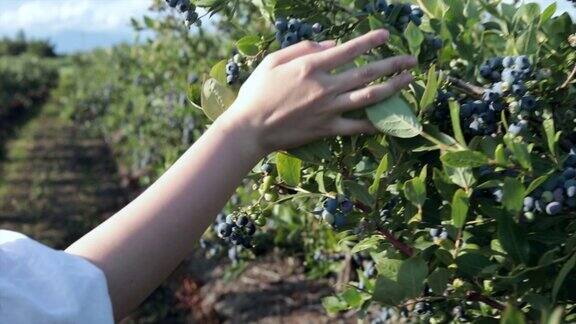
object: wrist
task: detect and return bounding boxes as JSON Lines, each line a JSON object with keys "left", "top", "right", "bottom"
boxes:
{"left": 211, "top": 108, "right": 268, "bottom": 160}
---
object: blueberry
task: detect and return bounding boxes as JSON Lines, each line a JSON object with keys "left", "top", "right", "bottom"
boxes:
{"left": 493, "top": 189, "right": 503, "bottom": 202}
{"left": 284, "top": 32, "right": 298, "bottom": 44}
{"left": 469, "top": 117, "right": 482, "bottom": 134}
{"left": 431, "top": 37, "right": 443, "bottom": 50}
{"left": 546, "top": 201, "right": 562, "bottom": 215}
{"left": 567, "top": 198, "right": 576, "bottom": 208}
{"left": 245, "top": 222, "right": 256, "bottom": 236}
{"left": 501, "top": 68, "right": 518, "bottom": 84}
{"left": 312, "top": 22, "right": 323, "bottom": 34}
{"left": 410, "top": 14, "right": 422, "bottom": 26}
{"left": 322, "top": 210, "right": 335, "bottom": 225}
{"left": 516, "top": 55, "right": 531, "bottom": 69}
{"left": 490, "top": 101, "right": 504, "bottom": 112}
{"left": 261, "top": 163, "right": 274, "bottom": 174}
{"left": 363, "top": 3, "right": 375, "bottom": 13}
{"left": 565, "top": 154, "right": 576, "bottom": 168}
{"left": 535, "top": 199, "right": 544, "bottom": 212}
{"left": 563, "top": 167, "right": 576, "bottom": 179}
{"left": 541, "top": 191, "right": 554, "bottom": 203}
{"left": 430, "top": 228, "right": 440, "bottom": 237}
{"left": 439, "top": 230, "right": 448, "bottom": 240}
{"left": 333, "top": 212, "right": 347, "bottom": 228}
{"left": 544, "top": 177, "right": 560, "bottom": 191}
{"left": 218, "top": 223, "right": 232, "bottom": 238}
{"left": 520, "top": 95, "right": 536, "bottom": 110}
{"left": 398, "top": 15, "right": 410, "bottom": 24}
{"left": 488, "top": 57, "right": 503, "bottom": 70}
{"left": 168, "top": 0, "right": 179, "bottom": 8}
{"left": 508, "top": 123, "right": 523, "bottom": 136}
{"left": 502, "top": 56, "right": 515, "bottom": 68}
{"left": 226, "top": 62, "right": 238, "bottom": 74}
{"left": 375, "top": 0, "right": 388, "bottom": 11}
{"left": 176, "top": 0, "right": 190, "bottom": 13}
{"left": 226, "top": 74, "right": 236, "bottom": 85}
{"left": 226, "top": 214, "right": 235, "bottom": 224}
{"left": 480, "top": 65, "right": 492, "bottom": 79}
{"left": 414, "top": 302, "right": 431, "bottom": 316}
{"left": 275, "top": 17, "right": 287, "bottom": 32}
{"left": 460, "top": 103, "right": 474, "bottom": 118}
{"left": 483, "top": 90, "right": 499, "bottom": 102}
{"left": 512, "top": 83, "right": 527, "bottom": 97}
{"left": 324, "top": 198, "right": 339, "bottom": 214}
{"left": 280, "top": 40, "right": 292, "bottom": 49}
{"left": 411, "top": 7, "right": 424, "bottom": 17}
{"left": 298, "top": 23, "right": 313, "bottom": 39}
{"left": 340, "top": 198, "right": 354, "bottom": 213}
{"left": 523, "top": 196, "right": 535, "bottom": 211}
{"left": 554, "top": 187, "right": 565, "bottom": 202}
{"left": 567, "top": 186, "right": 576, "bottom": 198}
{"left": 236, "top": 215, "right": 249, "bottom": 227}
{"left": 401, "top": 4, "right": 412, "bottom": 15}
{"left": 186, "top": 10, "right": 199, "bottom": 24}
{"left": 287, "top": 18, "right": 300, "bottom": 32}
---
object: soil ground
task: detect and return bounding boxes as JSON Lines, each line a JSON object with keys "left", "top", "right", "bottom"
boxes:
{"left": 0, "top": 103, "right": 347, "bottom": 323}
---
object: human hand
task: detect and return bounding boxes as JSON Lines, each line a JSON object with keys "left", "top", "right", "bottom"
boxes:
{"left": 219, "top": 29, "right": 417, "bottom": 156}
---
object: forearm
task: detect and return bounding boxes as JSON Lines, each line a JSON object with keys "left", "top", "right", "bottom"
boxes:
{"left": 66, "top": 114, "right": 263, "bottom": 320}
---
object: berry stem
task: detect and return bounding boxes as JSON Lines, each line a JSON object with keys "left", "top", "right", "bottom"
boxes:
{"left": 380, "top": 228, "right": 414, "bottom": 257}
{"left": 444, "top": 74, "right": 485, "bottom": 98}
{"left": 560, "top": 63, "right": 576, "bottom": 89}
{"left": 466, "top": 291, "right": 505, "bottom": 311}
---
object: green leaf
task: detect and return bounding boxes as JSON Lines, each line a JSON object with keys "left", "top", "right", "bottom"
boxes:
{"left": 448, "top": 100, "right": 467, "bottom": 147}
{"left": 497, "top": 214, "right": 530, "bottom": 264}
{"left": 552, "top": 253, "right": 576, "bottom": 303}
{"left": 525, "top": 172, "right": 553, "bottom": 195}
{"left": 373, "top": 276, "right": 405, "bottom": 306}
{"left": 322, "top": 296, "right": 348, "bottom": 314}
{"left": 441, "top": 151, "right": 490, "bottom": 168}
{"left": 374, "top": 258, "right": 404, "bottom": 281}
{"left": 340, "top": 288, "right": 364, "bottom": 308}
{"left": 428, "top": 268, "right": 451, "bottom": 295}
{"left": 366, "top": 95, "right": 423, "bottom": 138}
{"left": 456, "top": 253, "right": 492, "bottom": 278}
{"left": 288, "top": 140, "right": 332, "bottom": 164}
{"left": 502, "top": 177, "right": 525, "bottom": 214}
{"left": 200, "top": 78, "right": 237, "bottom": 121}
{"left": 397, "top": 257, "right": 428, "bottom": 298}
{"left": 404, "top": 22, "right": 424, "bottom": 56}
{"left": 352, "top": 235, "right": 384, "bottom": 254}
{"left": 236, "top": 35, "right": 261, "bottom": 56}
{"left": 419, "top": 65, "right": 438, "bottom": 113}
{"left": 452, "top": 189, "right": 469, "bottom": 229}
{"left": 404, "top": 170, "right": 427, "bottom": 208}
{"left": 209, "top": 60, "right": 228, "bottom": 84}
{"left": 187, "top": 84, "right": 202, "bottom": 110}
{"left": 543, "top": 118, "right": 559, "bottom": 160}
{"left": 500, "top": 304, "right": 527, "bottom": 324}
{"left": 344, "top": 180, "right": 375, "bottom": 206}
{"left": 276, "top": 152, "right": 301, "bottom": 186}
{"left": 504, "top": 135, "right": 532, "bottom": 171}
{"left": 445, "top": 166, "right": 476, "bottom": 189}
{"left": 539, "top": 2, "right": 557, "bottom": 25}
{"left": 369, "top": 154, "right": 389, "bottom": 195}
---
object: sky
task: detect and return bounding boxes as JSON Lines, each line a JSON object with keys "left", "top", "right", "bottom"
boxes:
{"left": 0, "top": 0, "right": 574, "bottom": 54}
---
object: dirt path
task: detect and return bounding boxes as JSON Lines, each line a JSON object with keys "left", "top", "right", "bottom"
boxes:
{"left": 0, "top": 103, "right": 126, "bottom": 249}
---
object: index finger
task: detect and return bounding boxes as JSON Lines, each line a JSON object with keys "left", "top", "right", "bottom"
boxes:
{"left": 311, "top": 29, "right": 389, "bottom": 71}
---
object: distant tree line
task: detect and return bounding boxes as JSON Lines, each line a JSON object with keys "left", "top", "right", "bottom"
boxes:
{"left": 0, "top": 30, "right": 56, "bottom": 58}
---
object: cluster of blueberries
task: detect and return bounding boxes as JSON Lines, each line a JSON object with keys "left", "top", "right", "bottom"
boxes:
{"left": 378, "top": 196, "right": 400, "bottom": 224}
{"left": 433, "top": 55, "right": 537, "bottom": 137}
{"left": 479, "top": 55, "right": 537, "bottom": 136}
{"left": 215, "top": 212, "right": 257, "bottom": 249}
{"left": 225, "top": 57, "right": 241, "bottom": 85}
{"left": 429, "top": 227, "right": 449, "bottom": 240}
{"left": 165, "top": 0, "right": 200, "bottom": 27}
{"left": 274, "top": 17, "right": 323, "bottom": 49}
{"left": 363, "top": 0, "right": 424, "bottom": 31}
{"left": 314, "top": 196, "right": 354, "bottom": 228}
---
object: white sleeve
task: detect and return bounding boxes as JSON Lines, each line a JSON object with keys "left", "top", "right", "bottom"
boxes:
{"left": 0, "top": 230, "right": 114, "bottom": 324}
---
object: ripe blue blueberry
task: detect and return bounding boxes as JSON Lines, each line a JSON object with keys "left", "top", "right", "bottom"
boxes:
{"left": 177, "top": 0, "right": 190, "bottom": 13}
{"left": 236, "top": 215, "right": 249, "bottom": 227}
{"left": 546, "top": 201, "right": 562, "bottom": 215}
{"left": 340, "top": 198, "right": 354, "bottom": 214}
{"left": 226, "top": 214, "right": 235, "bottom": 224}
{"left": 523, "top": 196, "right": 535, "bottom": 211}
{"left": 430, "top": 37, "right": 443, "bottom": 50}
{"left": 287, "top": 18, "right": 300, "bottom": 32}
{"left": 567, "top": 186, "right": 576, "bottom": 198}
{"left": 554, "top": 188, "right": 565, "bottom": 202}
{"left": 245, "top": 222, "right": 256, "bottom": 236}
{"left": 508, "top": 123, "right": 523, "bottom": 136}
{"left": 563, "top": 167, "right": 576, "bottom": 179}
{"left": 512, "top": 83, "right": 527, "bottom": 97}
{"left": 493, "top": 189, "right": 503, "bottom": 202}
{"left": 226, "top": 74, "right": 236, "bottom": 85}
{"left": 218, "top": 223, "right": 232, "bottom": 238}
{"left": 298, "top": 23, "right": 313, "bottom": 39}
{"left": 324, "top": 198, "right": 339, "bottom": 214}
{"left": 411, "top": 7, "right": 424, "bottom": 17}
{"left": 502, "top": 56, "right": 515, "bottom": 68}
{"left": 167, "top": 0, "right": 179, "bottom": 8}
{"left": 322, "top": 210, "right": 335, "bottom": 225}
{"left": 520, "top": 95, "right": 536, "bottom": 110}
{"left": 284, "top": 32, "right": 298, "bottom": 44}
{"left": 401, "top": 4, "right": 412, "bottom": 15}
{"left": 312, "top": 22, "right": 323, "bottom": 34}
{"left": 261, "top": 163, "right": 274, "bottom": 174}
{"left": 501, "top": 68, "right": 518, "bottom": 84}
{"left": 430, "top": 228, "right": 440, "bottom": 237}
{"left": 333, "top": 212, "right": 347, "bottom": 228}
{"left": 226, "top": 62, "right": 238, "bottom": 74}
{"left": 275, "top": 18, "right": 287, "bottom": 33}
{"left": 410, "top": 14, "right": 422, "bottom": 26}
{"left": 480, "top": 65, "right": 492, "bottom": 79}
{"left": 516, "top": 55, "right": 531, "bottom": 69}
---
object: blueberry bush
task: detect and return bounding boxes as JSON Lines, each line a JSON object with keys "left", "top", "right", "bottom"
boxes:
{"left": 58, "top": 0, "right": 576, "bottom": 322}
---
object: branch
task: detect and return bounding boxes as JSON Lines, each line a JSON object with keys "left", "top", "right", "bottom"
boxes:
{"left": 380, "top": 228, "right": 414, "bottom": 257}
{"left": 560, "top": 63, "right": 576, "bottom": 89}
{"left": 444, "top": 74, "right": 486, "bottom": 98}
{"left": 466, "top": 291, "right": 505, "bottom": 311}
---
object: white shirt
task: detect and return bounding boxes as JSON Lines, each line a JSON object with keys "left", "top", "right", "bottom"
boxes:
{"left": 0, "top": 230, "right": 114, "bottom": 323}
